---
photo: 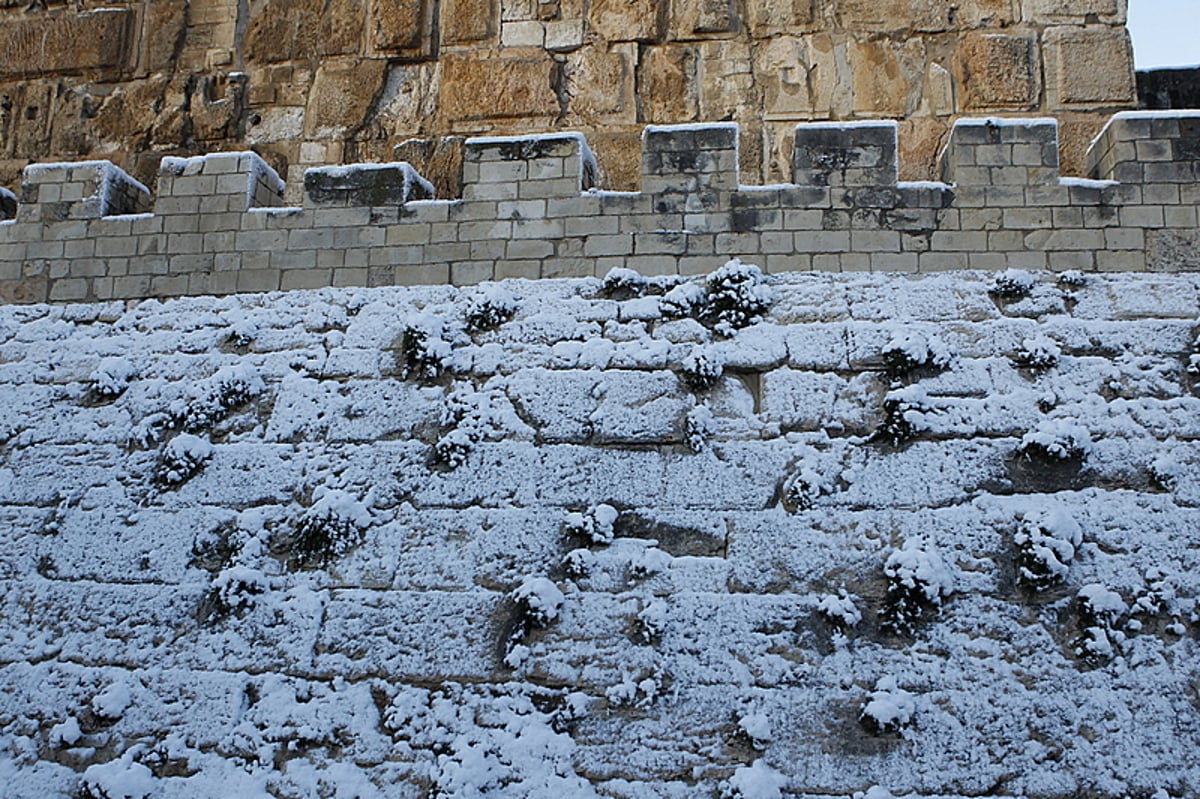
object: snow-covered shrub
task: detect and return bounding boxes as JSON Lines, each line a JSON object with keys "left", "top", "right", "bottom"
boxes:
{"left": 678, "top": 347, "right": 725, "bottom": 392}
{"left": 606, "top": 669, "right": 663, "bottom": 708}
{"left": 91, "top": 357, "right": 137, "bottom": 400}
{"left": 685, "top": 405, "right": 715, "bottom": 454}
{"left": 873, "top": 388, "right": 929, "bottom": 448}
{"left": 290, "top": 488, "right": 372, "bottom": 567}
{"left": 397, "top": 317, "right": 453, "bottom": 381}
{"left": 384, "top": 683, "right": 596, "bottom": 797}
{"left": 511, "top": 577, "right": 565, "bottom": 628}
{"left": 1013, "top": 335, "right": 1061, "bottom": 370}
{"left": 880, "top": 330, "right": 952, "bottom": 379}
{"left": 1149, "top": 447, "right": 1183, "bottom": 492}
{"left": 563, "top": 504, "right": 619, "bottom": 546}
{"left": 736, "top": 712, "right": 772, "bottom": 752}
{"left": 209, "top": 564, "right": 270, "bottom": 615}
{"left": 781, "top": 458, "right": 835, "bottom": 512}
{"left": 1057, "top": 270, "right": 1088, "bottom": 287}
{"left": 989, "top": 268, "right": 1036, "bottom": 299}
{"left": 1014, "top": 506, "right": 1083, "bottom": 592}
{"left": 662, "top": 259, "right": 776, "bottom": 336}
{"left": 224, "top": 319, "right": 257, "bottom": 349}
{"left": 463, "top": 285, "right": 519, "bottom": 333}
{"left": 602, "top": 267, "right": 652, "bottom": 299}
{"left": 1074, "top": 584, "right": 1128, "bottom": 664}
{"left": 169, "top": 363, "right": 264, "bottom": 433}
{"left": 1018, "top": 419, "right": 1091, "bottom": 462}
{"left": 432, "top": 385, "right": 520, "bottom": 470}
{"left": 880, "top": 539, "right": 954, "bottom": 635}
{"left": 817, "top": 590, "right": 862, "bottom": 630}
{"left": 431, "top": 427, "right": 474, "bottom": 469}
{"left": 628, "top": 546, "right": 672, "bottom": 581}
{"left": 78, "top": 751, "right": 157, "bottom": 799}
{"left": 154, "top": 433, "right": 212, "bottom": 487}
{"left": 859, "top": 676, "right": 916, "bottom": 736}
{"left": 562, "top": 547, "right": 595, "bottom": 579}
{"left": 635, "top": 599, "right": 668, "bottom": 644}
{"left": 505, "top": 577, "right": 565, "bottom": 668}
{"left": 719, "top": 760, "right": 785, "bottom": 799}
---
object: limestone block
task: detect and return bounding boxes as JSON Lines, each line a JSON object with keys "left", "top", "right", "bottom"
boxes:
{"left": 565, "top": 43, "right": 637, "bottom": 123}
{"left": 639, "top": 45, "right": 700, "bottom": 123}
{"left": 442, "top": 0, "right": 498, "bottom": 43}
{"left": 19, "top": 161, "right": 149, "bottom": 222}
{"left": 244, "top": 0, "right": 366, "bottom": 63}
{"left": 304, "top": 163, "right": 435, "bottom": 207}
{"left": 0, "top": 10, "right": 133, "bottom": 79}
{"left": 140, "top": 1, "right": 190, "bottom": 74}
{"left": 672, "top": 0, "right": 739, "bottom": 38}
{"left": 440, "top": 53, "right": 559, "bottom": 122}
{"left": 745, "top": 0, "right": 816, "bottom": 35}
{"left": 587, "top": 0, "right": 661, "bottom": 42}
{"left": 755, "top": 37, "right": 819, "bottom": 119}
{"left": 464, "top": 132, "right": 597, "bottom": 198}
{"left": 371, "top": 0, "right": 431, "bottom": 53}
{"left": 1043, "top": 26, "right": 1135, "bottom": 108}
{"left": 953, "top": 32, "right": 1040, "bottom": 110}
{"left": 834, "top": 0, "right": 952, "bottom": 33}
{"left": 793, "top": 121, "right": 898, "bottom": 188}
{"left": 849, "top": 37, "right": 926, "bottom": 117}
{"left": 1023, "top": 0, "right": 1125, "bottom": 24}
{"left": 642, "top": 123, "right": 739, "bottom": 196}
{"left": 304, "top": 59, "right": 389, "bottom": 137}
{"left": 697, "top": 40, "right": 756, "bottom": 121}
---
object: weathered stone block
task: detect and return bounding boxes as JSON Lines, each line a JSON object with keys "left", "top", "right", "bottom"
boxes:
{"left": 0, "top": 10, "right": 132, "bottom": 79}
{"left": 371, "top": 0, "right": 430, "bottom": 52}
{"left": 954, "top": 32, "right": 1040, "bottom": 110}
{"left": 1024, "top": 0, "right": 1124, "bottom": 24}
{"left": 672, "top": 0, "right": 738, "bottom": 37}
{"left": 441, "top": 0, "right": 497, "bottom": 43}
{"left": 1043, "top": 26, "right": 1135, "bottom": 108}
{"left": 440, "top": 53, "right": 559, "bottom": 122}
{"left": 793, "top": 121, "right": 898, "bottom": 187}
{"left": 244, "top": 0, "right": 366, "bottom": 62}
{"left": 304, "top": 59, "right": 389, "bottom": 137}
{"left": 639, "top": 45, "right": 700, "bottom": 123}
{"left": 304, "top": 163, "right": 435, "bottom": 207}
{"left": 745, "top": 0, "right": 815, "bottom": 35}
{"left": 587, "top": 0, "right": 661, "bottom": 41}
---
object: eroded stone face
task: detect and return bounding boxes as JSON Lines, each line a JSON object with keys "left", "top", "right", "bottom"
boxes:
{"left": 0, "top": 0, "right": 1139, "bottom": 195}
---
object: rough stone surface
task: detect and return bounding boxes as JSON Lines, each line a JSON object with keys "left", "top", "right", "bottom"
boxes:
{"left": 0, "top": 0, "right": 1139, "bottom": 198}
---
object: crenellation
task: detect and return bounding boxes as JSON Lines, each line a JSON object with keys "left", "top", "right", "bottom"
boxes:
{"left": 0, "top": 112, "right": 1198, "bottom": 303}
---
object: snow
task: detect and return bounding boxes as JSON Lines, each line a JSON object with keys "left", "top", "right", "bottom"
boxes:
{"left": 0, "top": 267, "right": 1195, "bottom": 797}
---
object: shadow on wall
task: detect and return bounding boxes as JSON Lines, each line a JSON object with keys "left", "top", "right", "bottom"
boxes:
{"left": 1138, "top": 68, "right": 1200, "bottom": 110}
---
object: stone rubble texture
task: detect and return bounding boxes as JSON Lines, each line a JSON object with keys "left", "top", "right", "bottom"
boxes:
{"left": 0, "top": 0, "right": 1137, "bottom": 202}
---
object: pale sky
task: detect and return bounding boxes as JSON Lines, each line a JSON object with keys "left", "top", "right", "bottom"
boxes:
{"left": 1127, "top": 0, "right": 1200, "bottom": 69}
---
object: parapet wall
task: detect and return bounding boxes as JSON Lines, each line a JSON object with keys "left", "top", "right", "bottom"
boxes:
{"left": 1, "top": 111, "right": 1198, "bottom": 304}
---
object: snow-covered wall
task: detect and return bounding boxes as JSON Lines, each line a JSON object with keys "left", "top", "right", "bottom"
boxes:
{"left": 1, "top": 112, "right": 1199, "bottom": 305}
{"left": 0, "top": 265, "right": 1198, "bottom": 798}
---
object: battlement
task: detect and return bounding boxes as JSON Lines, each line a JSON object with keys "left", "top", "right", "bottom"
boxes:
{"left": 1, "top": 112, "right": 1199, "bottom": 304}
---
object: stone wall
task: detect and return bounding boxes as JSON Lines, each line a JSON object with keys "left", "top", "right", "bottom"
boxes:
{"left": 0, "top": 111, "right": 1198, "bottom": 305}
{"left": 0, "top": 0, "right": 1138, "bottom": 199}
{"left": 0, "top": 269, "right": 1197, "bottom": 796}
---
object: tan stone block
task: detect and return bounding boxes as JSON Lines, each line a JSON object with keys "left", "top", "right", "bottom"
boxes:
{"left": 834, "top": 0, "right": 950, "bottom": 33}
{"left": 697, "top": 40, "right": 755, "bottom": 121}
{"left": 140, "top": 2, "right": 189, "bottom": 73}
{"left": 587, "top": 0, "right": 661, "bottom": 41}
{"left": 566, "top": 43, "right": 636, "bottom": 123}
{"left": 0, "top": 10, "right": 132, "bottom": 79}
{"left": 442, "top": 0, "right": 498, "bottom": 43}
{"left": 371, "top": 0, "right": 430, "bottom": 52}
{"left": 849, "top": 37, "right": 925, "bottom": 117}
{"left": 672, "top": 0, "right": 738, "bottom": 38}
{"left": 244, "top": 0, "right": 366, "bottom": 63}
{"left": 755, "top": 38, "right": 818, "bottom": 119}
{"left": 953, "top": 32, "right": 1039, "bottom": 110}
{"left": 304, "top": 59, "right": 389, "bottom": 137}
{"left": 440, "top": 53, "right": 558, "bottom": 122}
{"left": 1023, "top": 0, "right": 1124, "bottom": 24}
{"left": 746, "top": 0, "right": 816, "bottom": 35}
{"left": 1043, "top": 26, "right": 1135, "bottom": 108}
{"left": 639, "top": 46, "right": 699, "bottom": 123}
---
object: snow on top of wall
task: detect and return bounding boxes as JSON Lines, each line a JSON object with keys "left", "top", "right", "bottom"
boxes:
{"left": 0, "top": 266, "right": 1197, "bottom": 798}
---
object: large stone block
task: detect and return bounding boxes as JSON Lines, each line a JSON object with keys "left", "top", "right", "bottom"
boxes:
{"left": 672, "top": 0, "right": 739, "bottom": 38}
{"left": 834, "top": 0, "right": 951, "bottom": 33}
{"left": 371, "top": 0, "right": 431, "bottom": 53}
{"left": 565, "top": 43, "right": 637, "bottom": 123}
{"left": 587, "top": 0, "right": 661, "bottom": 42}
{"left": 1023, "top": 0, "right": 1126, "bottom": 24}
{"left": 1043, "top": 25, "right": 1136, "bottom": 108}
{"left": 639, "top": 45, "right": 700, "bottom": 123}
{"left": 953, "top": 32, "right": 1040, "bottom": 110}
{"left": 745, "top": 0, "right": 816, "bottom": 35}
{"left": 304, "top": 59, "right": 389, "bottom": 137}
{"left": 849, "top": 37, "right": 926, "bottom": 117}
{"left": 0, "top": 10, "right": 132, "bottom": 79}
{"left": 244, "top": 0, "right": 366, "bottom": 63}
{"left": 440, "top": 53, "right": 559, "bottom": 122}
{"left": 441, "top": 0, "right": 498, "bottom": 44}
{"left": 792, "top": 121, "right": 899, "bottom": 187}
{"left": 304, "top": 162, "right": 435, "bottom": 207}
